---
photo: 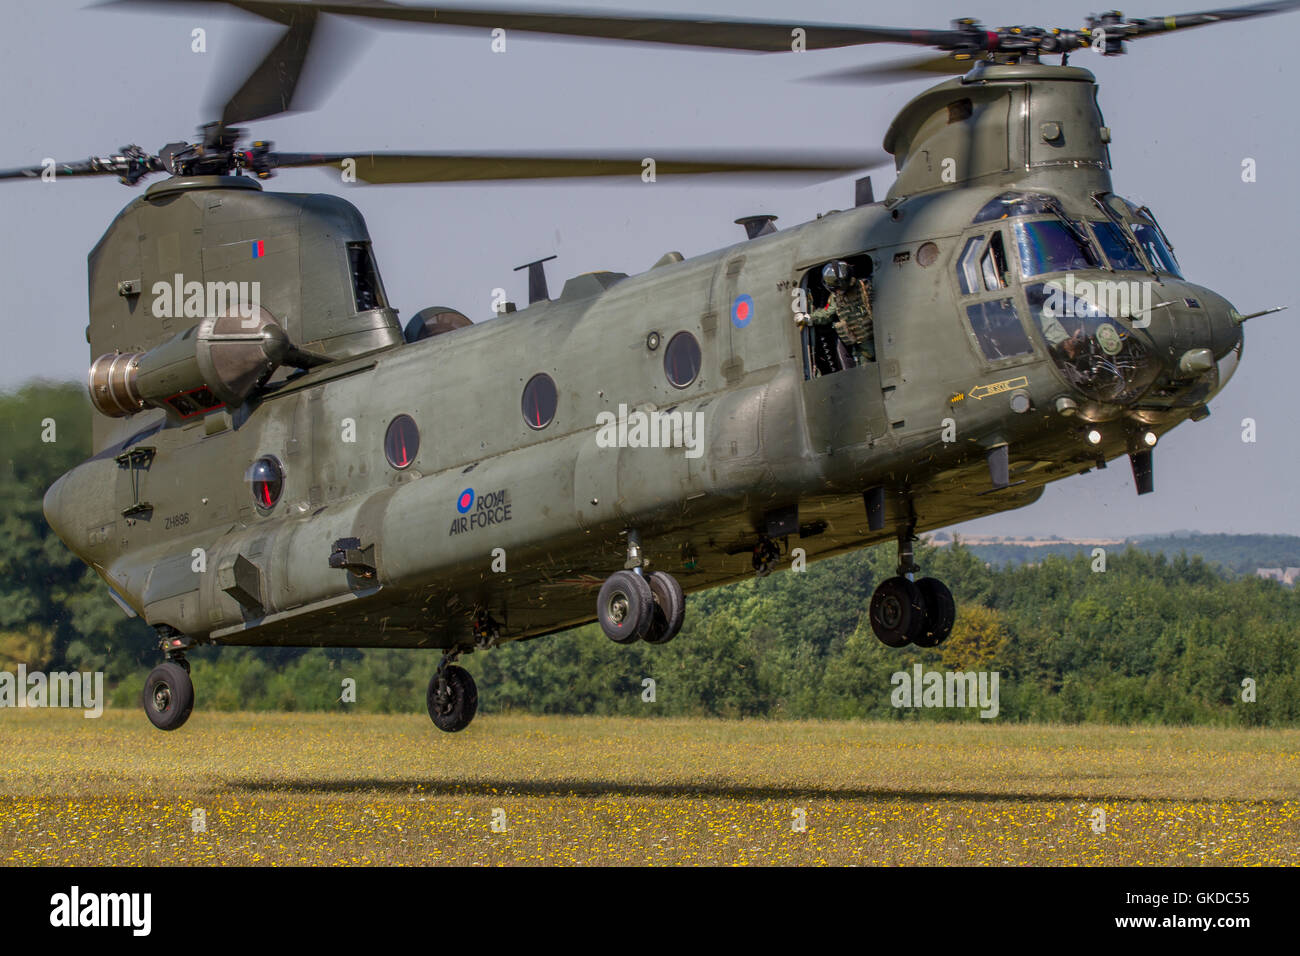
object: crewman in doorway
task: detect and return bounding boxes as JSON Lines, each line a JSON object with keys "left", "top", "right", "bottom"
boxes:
{"left": 798, "top": 260, "right": 876, "bottom": 363}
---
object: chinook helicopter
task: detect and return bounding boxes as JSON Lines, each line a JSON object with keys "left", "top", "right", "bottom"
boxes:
{"left": 7, "top": 1, "right": 1292, "bottom": 733}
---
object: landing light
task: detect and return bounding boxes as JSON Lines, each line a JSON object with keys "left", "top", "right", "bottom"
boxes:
{"left": 1143, "top": 430, "right": 1158, "bottom": 447}
{"left": 1087, "top": 429, "right": 1103, "bottom": 445}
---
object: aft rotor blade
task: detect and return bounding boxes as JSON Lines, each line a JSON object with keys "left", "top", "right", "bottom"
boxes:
{"left": 0, "top": 153, "right": 163, "bottom": 182}
{"left": 0, "top": 161, "right": 112, "bottom": 180}
{"left": 803, "top": 53, "right": 979, "bottom": 85}
{"left": 269, "top": 149, "right": 889, "bottom": 183}
{"left": 216, "top": 7, "right": 320, "bottom": 127}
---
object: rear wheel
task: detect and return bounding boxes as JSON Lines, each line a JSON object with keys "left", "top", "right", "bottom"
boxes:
{"left": 143, "top": 661, "right": 194, "bottom": 731}
{"left": 427, "top": 665, "right": 478, "bottom": 732}
{"left": 869, "top": 576, "right": 925, "bottom": 647}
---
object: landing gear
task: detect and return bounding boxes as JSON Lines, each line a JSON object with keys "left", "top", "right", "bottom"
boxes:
{"left": 868, "top": 523, "right": 956, "bottom": 649}
{"left": 143, "top": 661, "right": 194, "bottom": 731}
{"left": 143, "top": 627, "right": 196, "bottom": 730}
{"left": 473, "top": 610, "right": 502, "bottom": 649}
{"left": 869, "top": 576, "right": 925, "bottom": 647}
{"left": 643, "top": 570, "right": 685, "bottom": 645}
{"left": 598, "top": 570, "right": 654, "bottom": 643}
{"left": 913, "top": 577, "right": 955, "bottom": 648}
{"left": 597, "top": 530, "right": 687, "bottom": 644}
{"left": 752, "top": 535, "right": 781, "bottom": 577}
{"left": 427, "top": 653, "right": 478, "bottom": 732}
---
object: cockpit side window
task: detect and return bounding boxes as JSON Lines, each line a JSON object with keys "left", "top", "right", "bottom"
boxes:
{"left": 957, "top": 236, "right": 984, "bottom": 294}
{"left": 347, "top": 242, "right": 387, "bottom": 312}
{"left": 981, "top": 232, "right": 1009, "bottom": 291}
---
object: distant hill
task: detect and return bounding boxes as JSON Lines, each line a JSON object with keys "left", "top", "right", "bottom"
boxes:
{"left": 935, "top": 532, "right": 1300, "bottom": 578}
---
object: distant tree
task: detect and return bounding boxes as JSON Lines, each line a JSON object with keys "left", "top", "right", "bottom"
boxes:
{"left": 941, "top": 604, "right": 1009, "bottom": 671}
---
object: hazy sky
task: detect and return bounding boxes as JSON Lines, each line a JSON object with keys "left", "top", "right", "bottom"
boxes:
{"left": 2, "top": 0, "right": 1297, "bottom": 538}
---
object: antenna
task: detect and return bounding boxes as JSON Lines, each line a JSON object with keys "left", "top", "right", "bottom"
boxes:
{"left": 513, "top": 255, "right": 558, "bottom": 304}
{"left": 735, "top": 215, "right": 778, "bottom": 240}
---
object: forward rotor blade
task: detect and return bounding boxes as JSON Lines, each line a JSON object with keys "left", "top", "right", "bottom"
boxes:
{"left": 147, "top": 1, "right": 977, "bottom": 52}
{"left": 1119, "top": 0, "right": 1300, "bottom": 38}
{"left": 269, "top": 149, "right": 889, "bottom": 183}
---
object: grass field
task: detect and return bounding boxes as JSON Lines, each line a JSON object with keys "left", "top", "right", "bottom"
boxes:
{"left": 1, "top": 710, "right": 1297, "bottom": 865}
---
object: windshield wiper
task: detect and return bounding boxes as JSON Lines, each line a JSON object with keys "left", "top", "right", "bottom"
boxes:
{"left": 1037, "top": 196, "right": 1106, "bottom": 269}
{"left": 1092, "top": 193, "right": 1158, "bottom": 279}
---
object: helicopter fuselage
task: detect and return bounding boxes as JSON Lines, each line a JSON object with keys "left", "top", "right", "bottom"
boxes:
{"left": 42, "top": 63, "right": 1244, "bottom": 653}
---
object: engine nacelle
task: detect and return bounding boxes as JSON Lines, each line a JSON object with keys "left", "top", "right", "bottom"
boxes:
{"left": 87, "top": 307, "right": 290, "bottom": 418}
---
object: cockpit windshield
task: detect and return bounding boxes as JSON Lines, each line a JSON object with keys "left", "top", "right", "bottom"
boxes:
{"left": 1131, "top": 221, "right": 1181, "bottom": 277}
{"left": 1098, "top": 195, "right": 1183, "bottom": 278}
{"left": 1013, "top": 220, "right": 1102, "bottom": 277}
{"left": 1089, "top": 221, "right": 1145, "bottom": 271}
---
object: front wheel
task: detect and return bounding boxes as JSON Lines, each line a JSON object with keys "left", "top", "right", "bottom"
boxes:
{"left": 643, "top": 571, "right": 685, "bottom": 645}
{"left": 913, "top": 577, "right": 955, "bottom": 648}
{"left": 597, "top": 570, "right": 654, "bottom": 643}
{"left": 869, "top": 576, "right": 925, "bottom": 648}
{"left": 143, "top": 661, "right": 194, "bottom": 731}
{"left": 427, "top": 665, "right": 478, "bottom": 732}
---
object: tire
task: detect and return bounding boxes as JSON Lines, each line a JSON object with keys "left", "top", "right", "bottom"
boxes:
{"left": 913, "top": 577, "right": 955, "bottom": 648}
{"left": 869, "top": 576, "right": 925, "bottom": 648}
{"left": 143, "top": 661, "right": 194, "bottom": 731}
{"left": 427, "top": 665, "right": 478, "bottom": 732}
{"left": 643, "top": 571, "right": 686, "bottom": 645}
{"left": 597, "top": 570, "right": 654, "bottom": 643}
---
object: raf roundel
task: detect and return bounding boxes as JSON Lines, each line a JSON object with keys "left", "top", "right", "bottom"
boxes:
{"left": 456, "top": 488, "right": 475, "bottom": 514}
{"left": 731, "top": 293, "right": 754, "bottom": 329}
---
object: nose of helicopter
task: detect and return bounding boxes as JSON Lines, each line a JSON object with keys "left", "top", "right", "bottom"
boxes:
{"left": 1135, "top": 283, "right": 1243, "bottom": 395}
{"left": 1032, "top": 274, "right": 1244, "bottom": 410}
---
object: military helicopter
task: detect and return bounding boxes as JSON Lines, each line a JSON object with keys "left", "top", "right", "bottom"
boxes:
{"left": 6, "top": 1, "right": 1292, "bottom": 733}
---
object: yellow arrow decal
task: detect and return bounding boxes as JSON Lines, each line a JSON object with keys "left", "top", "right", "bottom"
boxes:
{"left": 969, "top": 375, "right": 1029, "bottom": 400}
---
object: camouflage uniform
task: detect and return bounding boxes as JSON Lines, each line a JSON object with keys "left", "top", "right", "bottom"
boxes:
{"left": 805, "top": 279, "right": 876, "bottom": 362}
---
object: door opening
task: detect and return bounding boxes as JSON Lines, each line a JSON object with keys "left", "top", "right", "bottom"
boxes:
{"left": 798, "top": 253, "right": 876, "bottom": 379}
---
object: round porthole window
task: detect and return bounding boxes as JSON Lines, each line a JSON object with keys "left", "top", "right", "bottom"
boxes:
{"left": 664, "top": 331, "right": 701, "bottom": 388}
{"left": 522, "top": 373, "right": 557, "bottom": 430}
{"left": 385, "top": 414, "right": 420, "bottom": 469}
{"left": 247, "top": 456, "right": 284, "bottom": 511}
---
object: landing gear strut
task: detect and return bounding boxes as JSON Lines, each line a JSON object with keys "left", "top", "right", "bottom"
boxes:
{"left": 868, "top": 522, "right": 955, "bottom": 649}
{"left": 143, "top": 627, "right": 195, "bottom": 731}
{"left": 596, "top": 530, "right": 686, "bottom": 645}
{"left": 427, "top": 650, "right": 478, "bottom": 732}
{"left": 752, "top": 534, "right": 781, "bottom": 577}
